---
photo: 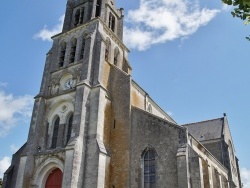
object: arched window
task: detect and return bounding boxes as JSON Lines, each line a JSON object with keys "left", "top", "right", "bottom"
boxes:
{"left": 74, "top": 9, "right": 80, "bottom": 26}
{"left": 51, "top": 117, "right": 60, "bottom": 149}
{"left": 69, "top": 38, "right": 77, "bottom": 63}
{"left": 114, "top": 48, "right": 120, "bottom": 66}
{"left": 109, "top": 13, "right": 115, "bottom": 32}
{"left": 95, "top": 0, "right": 102, "bottom": 17}
{"left": 143, "top": 149, "right": 156, "bottom": 188}
{"left": 111, "top": 17, "right": 115, "bottom": 32}
{"left": 59, "top": 43, "right": 66, "bottom": 67}
{"left": 80, "top": 39, "right": 85, "bottom": 60}
{"left": 80, "top": 7, "right": 85, "bottom": 24}
{"left": 105, "top": 38, "right": 111, "bottom": 62}
{"left": 66, "top": 115, "right": 73, "bottom": 144}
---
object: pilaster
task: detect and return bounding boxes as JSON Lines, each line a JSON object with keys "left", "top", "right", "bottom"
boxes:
{"left": 39, "top": 52, "right": 52, "bottom": 96}
{"left": 176, "top": 146, "right": 190, "bottom": 188}
{"left": 15, "top": 156, "right": 27, "bottom": 188}
{"left": 219, "top": 173, "right": 223, "bottom": 188}
{"left": 62, "top": 148, "right": 74, "bottom": 188}
{"left": 68, "top": 84, "right": 91, "bottom": 187}
{"left": 22, "top": 97, "right": 46, "bottom": 187}
{"left": 80, "top": 31, "right": 96, "bottom": 83}
{"left": 208, "top": 165, "right": 214, "bottom": 188}
{"left": 92, "top": 32, "right": 106, "bottom": 87}
{"left": 83, "top": 86, "right": 108, "bottom": 187}
{"left": 199, "top": 156, "right": 205, "bottom": 188}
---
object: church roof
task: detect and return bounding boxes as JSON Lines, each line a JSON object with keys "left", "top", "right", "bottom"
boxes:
{"left": 182, "top": 117, "right": 224, "bottom": 142}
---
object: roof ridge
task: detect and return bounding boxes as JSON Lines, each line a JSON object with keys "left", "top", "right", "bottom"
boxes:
{"left": 182, "top": 117, "right": 223, "bottom": 126}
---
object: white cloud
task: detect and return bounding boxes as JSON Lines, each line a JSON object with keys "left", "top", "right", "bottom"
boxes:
{"left": 0, "top": 156, "right": 11, "bottom": 179}
{"left": 241, "top": 168, "right": 250, "bottom": 188}
{"left": 0, "top": 90, "right": 33, "bottom": 137}
{"left": 124, "top": 0, "right": 220, "bottom": 50}
{"left": 34, "top": 15, "right": 64, "bottom": 41}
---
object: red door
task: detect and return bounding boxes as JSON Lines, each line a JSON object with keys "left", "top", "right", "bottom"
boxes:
{"left": 45, "top": 168, "right": 63, "bottom": 188}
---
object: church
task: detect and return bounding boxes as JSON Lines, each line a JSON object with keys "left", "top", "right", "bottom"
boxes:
{"left": 3, "top": 0, "right": 242, "bottom": 187}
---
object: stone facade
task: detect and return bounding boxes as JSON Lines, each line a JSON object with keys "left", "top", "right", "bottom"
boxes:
{"left": 3, "top": 0, "right": 242, "bottom": 188}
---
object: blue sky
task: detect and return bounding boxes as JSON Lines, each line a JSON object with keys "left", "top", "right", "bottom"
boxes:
{"left": 0, "top": 0, "right": 249, "bottom": 186}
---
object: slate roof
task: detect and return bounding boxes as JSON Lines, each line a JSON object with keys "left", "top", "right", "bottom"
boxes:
{"left": 182, "top": 117, "right": 224, "bottom": 142}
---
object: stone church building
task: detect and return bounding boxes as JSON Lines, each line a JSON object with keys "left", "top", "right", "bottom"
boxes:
{"left": 3, "top": 0, "right": 242, "bottom": 187}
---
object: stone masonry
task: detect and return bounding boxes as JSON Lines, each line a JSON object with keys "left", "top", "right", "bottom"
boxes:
{"left": 3, "top": 0, "right": 242, "bottom": 188}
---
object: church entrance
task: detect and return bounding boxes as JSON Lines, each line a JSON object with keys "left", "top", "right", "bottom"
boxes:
{"left": 45, "top": 168, "right": 63, "bottom": 188}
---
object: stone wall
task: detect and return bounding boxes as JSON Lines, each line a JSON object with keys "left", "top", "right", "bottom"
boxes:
{"left": 107, "top": 65, "right": 131, "bottom": 188}
{"left": 130, "top": 107, "right": 181, "bottom": 188}
{"left": 189, "top": 147, "right": 203, "bottom": 188}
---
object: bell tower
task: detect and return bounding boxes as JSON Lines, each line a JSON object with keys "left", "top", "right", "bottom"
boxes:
{"left": 3, "top": 0, "right": 132, "bottom": 187}
{"left": 63, "top": 0, "right": 124, "bottom": 39}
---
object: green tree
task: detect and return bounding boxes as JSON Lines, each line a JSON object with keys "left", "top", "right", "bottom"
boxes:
{"left": 223, "top": 0, "right": 250, "bottom": 40}
{"left": 0, "top": 178, "right": 2, "bottom": 188}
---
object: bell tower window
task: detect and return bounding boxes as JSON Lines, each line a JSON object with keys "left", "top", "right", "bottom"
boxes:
{"left": 95, "top": 0, "right": 102, "bottom": 17}
{"left": 66, "top": 115, "right": 73, "bottom": 144}
{"left": 74, "top": 9, "right": 80, "bottom": 26}
{"left": 105, "top": 38, "right": 111, "bottom": 62}
{"left": 80, "top": 39, "right": 85, "bottom": 60}
{"left": 114, "top": 48, "right": 119, "bottom": 66}
{"left": 69, "top": 38, "right": 77, "bottom": 63}
{"left": 59, "top": 43, "right": 66, "bottom": 68}
{"left": 51, "top": 117, "right": 60, "bottom": 149}
{"left": 109, "top": 13, "right": 116, "bottom": 32}
{"left": 80, "top": 8, "right": 85, "bottom": 24}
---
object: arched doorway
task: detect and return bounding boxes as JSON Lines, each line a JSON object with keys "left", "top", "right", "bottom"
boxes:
{"left": 45, "top": 168, "right": 63, "bottom": 188}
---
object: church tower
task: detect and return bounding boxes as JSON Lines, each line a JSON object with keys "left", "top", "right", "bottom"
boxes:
{"left": 4, "top": 1, "right": 242, "bottom": 188}
{"left": 3, "top": 0, "right": 132, "bottom": 187}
